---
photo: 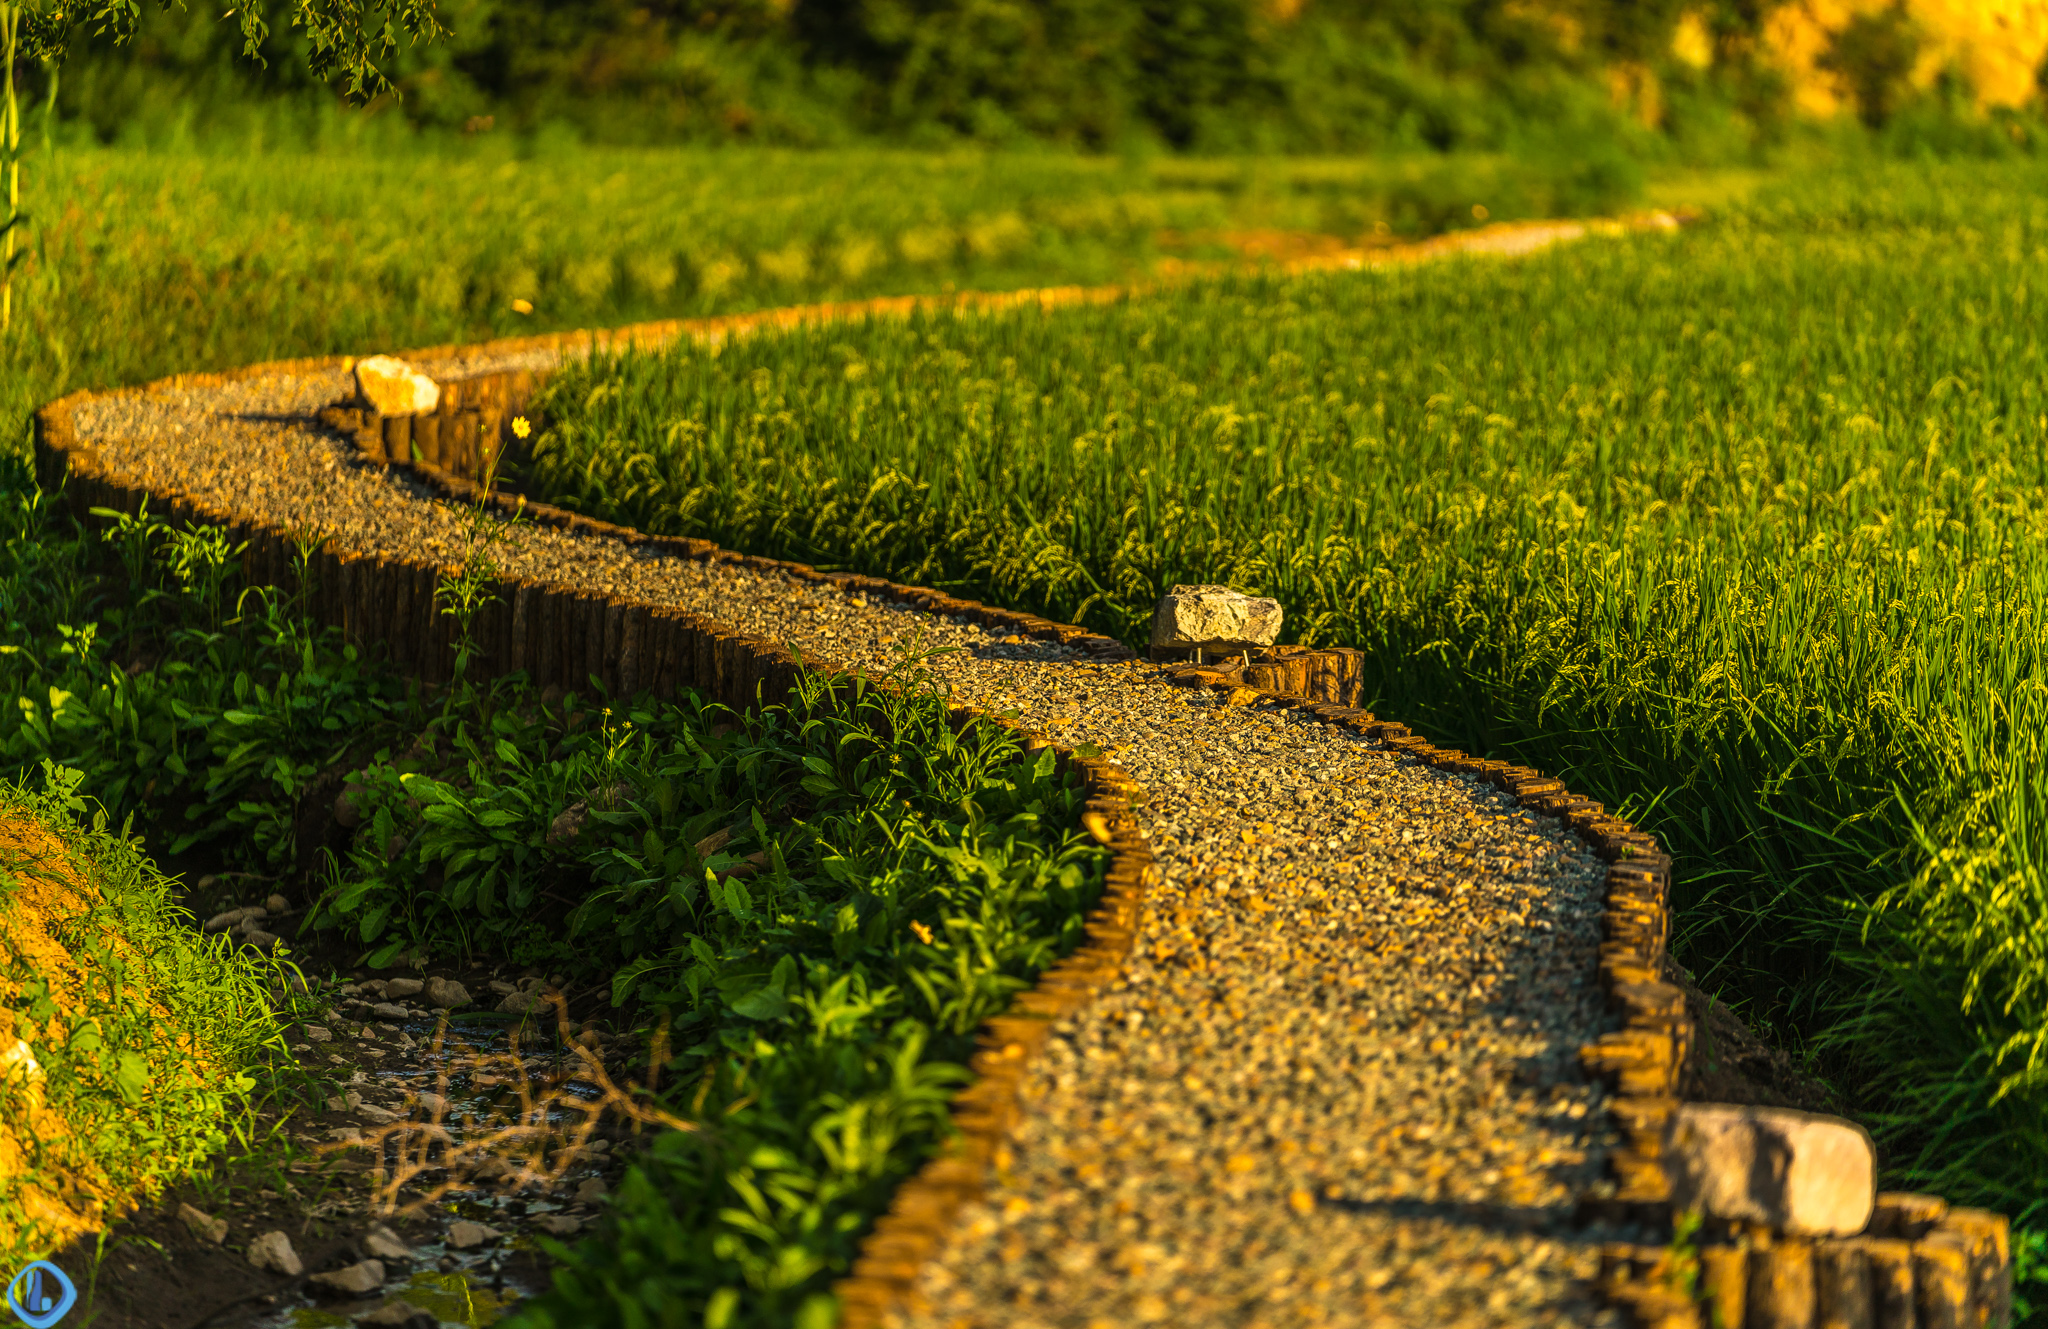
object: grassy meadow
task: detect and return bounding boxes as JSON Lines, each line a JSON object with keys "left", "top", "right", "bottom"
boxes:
{"left": 520, "top": 157, "right": 2048, "bottom": 1223}
{"left": 0, "top": 136, "right": 1638, "bottom": 446}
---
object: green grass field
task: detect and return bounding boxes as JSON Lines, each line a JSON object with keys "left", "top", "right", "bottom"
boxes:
{"left": 0, "top": 138, "right": 1637, "bottom": 451}
{"left": 520, "top": 156, "right": 2048, "bottom": 1223}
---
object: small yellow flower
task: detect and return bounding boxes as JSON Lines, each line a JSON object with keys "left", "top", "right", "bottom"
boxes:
{"left": 909, "top": 920, "right": 934, "bottom": 945}
{"left": 511, "top": 416, "right": 532, "bottom": 440}
{"left": 511, "top": 298, "right": 534, "bottom": 314}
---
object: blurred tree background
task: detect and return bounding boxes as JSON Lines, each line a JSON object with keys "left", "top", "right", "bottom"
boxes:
{"left": 26, "top": 0, "right": 2045, "bottom": 159}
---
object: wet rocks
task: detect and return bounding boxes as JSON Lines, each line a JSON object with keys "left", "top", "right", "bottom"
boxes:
{"left": 308, "top": 1258, "right": 386, "bottom": 1298}
{"left": 362, "top": 1224, "right": 414, "bottom": 1262}
{"left": 356, "top": 1299, "right": 437, "bottom": 1329}
{"left": 445, "top": 1220, "right": 500, "bottom": 1250}
{"left": 1664, "top": 1104, "right": 1876, "bottom": 1236}
{"left": 426, "top": 976, "right": 472, "bottom": 1008}
{"left": 247, "top": 1230, "right": 302, "bottom": 1276}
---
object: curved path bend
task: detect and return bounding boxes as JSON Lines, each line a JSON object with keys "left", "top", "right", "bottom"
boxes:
{"left": 39, "top": 220, "right": 1687, "bottom": 1328}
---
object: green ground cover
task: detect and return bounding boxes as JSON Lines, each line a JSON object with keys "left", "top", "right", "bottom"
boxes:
{"left": 0, "top": 463, "right": 1108, "bottom": 1325}
{"left": 520, "top": 155, "right": 2048, "bottom": 1226}
{"left": 0, "top": 764, "right": 296, "bottom": 1269}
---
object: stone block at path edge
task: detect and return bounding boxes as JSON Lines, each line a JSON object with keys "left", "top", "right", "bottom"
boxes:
{"left": 1150, "top": 584, "right": 1283, "bottom": 653}
{"left": 1663, "top": 1103, "right": 1876, "bottom": 1236}
{"left": 353, "top": 356, "right": 439, "bottom": 416}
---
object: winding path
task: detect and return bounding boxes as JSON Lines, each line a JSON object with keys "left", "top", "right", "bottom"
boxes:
{"left": 36, "top": 217, "right": 1689, "bottom": 1327}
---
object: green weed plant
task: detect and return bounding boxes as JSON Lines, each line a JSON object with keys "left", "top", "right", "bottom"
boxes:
{"left": 0, "top": 761, "right": 292, "bottom": 1270}
{"left": 522, "top": 156, "right": 2048, "bottom": 1224}
{"left": 0, "top": 468, "right": 412, "bottom": 871}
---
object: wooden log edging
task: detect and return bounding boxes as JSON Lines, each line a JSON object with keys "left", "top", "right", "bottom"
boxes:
{"left": 1148, "top": 663, "right": 1686, "bottom": 1187}
{"left": 1160, "top": 648, "right": 2017, "bottom": 1329}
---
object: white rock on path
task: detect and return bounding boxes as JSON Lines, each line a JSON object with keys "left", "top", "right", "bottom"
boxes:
{"left": 1149, "top": 584, "right": 1283, "bottom": 652}
{"left": 246, "top": 1229, "right": 303, "bottom": 1276}
{"left": 353, "top": 356, "right": 439, "bottom": 416}
{"left": 1663, "top": 1103, "right": 1876, "bottom": 1236}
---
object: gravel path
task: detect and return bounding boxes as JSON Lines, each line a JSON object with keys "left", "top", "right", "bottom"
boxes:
{"left": 72, "top": 344, "right": 1632, "bottom": 1325}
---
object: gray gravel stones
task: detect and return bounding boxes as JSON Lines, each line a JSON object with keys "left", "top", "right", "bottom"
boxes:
{"left": 75, "top": 355, "right": 1629, "bottom": 1326}
{"left": 900, "top": 691, "right": 1623, "bottom": 1328}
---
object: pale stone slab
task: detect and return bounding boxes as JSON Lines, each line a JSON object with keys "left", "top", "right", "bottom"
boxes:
{"left": 1149, "top": 584, "right": 1283, "bottom": 651}
{"left": 354, "top": 356, "right": 439, "bottom": 416}
{"left": 1664, "top": 1104, "right": 1876, "bottom": 1236}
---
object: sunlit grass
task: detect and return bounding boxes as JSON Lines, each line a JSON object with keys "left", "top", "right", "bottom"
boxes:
{"left": 0, "top": 140, "right": 1639, "bottom": 455}
{"left": 523, "top": 155, "right": 2048, "bottom": 1221}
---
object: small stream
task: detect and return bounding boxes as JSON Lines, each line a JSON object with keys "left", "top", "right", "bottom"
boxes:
{"left": 250, "top": 985, "right": 650, "bottom": 1328}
